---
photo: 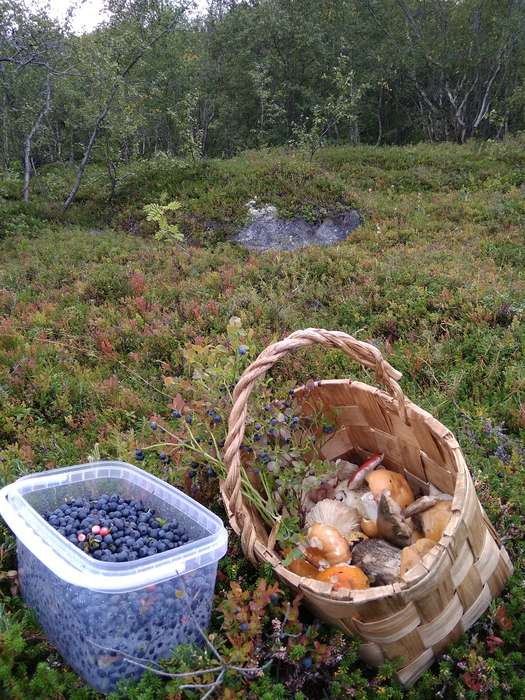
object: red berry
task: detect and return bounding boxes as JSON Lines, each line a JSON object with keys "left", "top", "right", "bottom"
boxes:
{"left": 91, "top": 525, "right": 101, "bottom": 534}
{"left": 77, "top": 533, "right": 86, "bottom": 542}
{"left": 100, "top": 527, "right": 110, "bottom": 536}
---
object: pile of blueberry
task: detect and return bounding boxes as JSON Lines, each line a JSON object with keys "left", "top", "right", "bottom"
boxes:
{"left": 42, "top": 493, "right": 189, "bottom": 563}
{"left": 18, "top": 540, "right": 216, "bottom": 693}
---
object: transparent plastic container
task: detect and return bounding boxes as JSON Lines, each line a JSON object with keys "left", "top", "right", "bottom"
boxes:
{"left": 0, "top": 461, "right": 228, "bottom": 693}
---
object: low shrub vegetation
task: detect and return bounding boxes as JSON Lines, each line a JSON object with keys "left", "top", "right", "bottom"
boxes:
{"left": 0, "top": 143, "right": 524, "bottom": 698}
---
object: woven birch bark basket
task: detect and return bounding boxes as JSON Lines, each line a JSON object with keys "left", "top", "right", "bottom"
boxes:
{"left": 221, "top": 329, "right": 513, "bottom": 687}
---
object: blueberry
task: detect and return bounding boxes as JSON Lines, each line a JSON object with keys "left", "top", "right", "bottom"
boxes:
{"left": 104, "top": 535, "right": 113, "bottom": 544}
{"left": 150, "top": 421, "right": 157, "bottom": 430}
{"left": 240, "top": 622, "right": 249, "bottom": 632}
{"left": 185, "top": 415, "right": 193, "bottom": 424}
{"left": 135, "top": 449, "right": 145, "bottom": 461}
{"left": 302, "top": 657, "right": 313, "bottom": 670}
{"left": 159, "top": 452, "right": 167, "bottom": 461}
{"left": 213, "top": 415, "right": 222, "bottom": 424}
{"left": 238, "top": 345, "right": 248, "bottom": 355}
{"left": 171, "top": 409, "right": 181, "bottom": 419}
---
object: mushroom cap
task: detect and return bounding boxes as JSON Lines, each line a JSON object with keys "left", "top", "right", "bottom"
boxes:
{"left": 366, "top": 469, "right": 415, "bottom": 509}
{"left": 360, "top": 517, "right": 379, "bottom": 538}
{"left": 400, "top": 537, "right": 436, "bottom": 576}
{"left": 317, "top": 564, "right": 369, "bottom": 590}
{"left": 418, "top": 500, "right": 452, "bottom": 542}
{"left": 304, "top": 523, "right": 351, "bottom": 568}
{"left": 305, "top": 499, "right": 361, "bottom": 538}
{"left": 286, "top": 557, "right": 320, "bottom": 579}
{"left": 376, "top": 490, "right": 413, "bottom": 547}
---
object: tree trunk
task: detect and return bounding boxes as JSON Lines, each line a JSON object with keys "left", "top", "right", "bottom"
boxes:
{"left": 375, "top": 88, "right": 383, "bottom": 146}
{"left": 62, "top": 82, "right": 118, "bottom": 211}
{"left": 63, "top": 11, "right": 185, "bottom": 211}
{"left": 23, "top": 77, "right": 51, "bottom": 203}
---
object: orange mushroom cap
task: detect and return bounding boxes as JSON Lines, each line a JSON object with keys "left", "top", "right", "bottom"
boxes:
{"left": 317, "top": 564, "right": 369, "bottom": 590}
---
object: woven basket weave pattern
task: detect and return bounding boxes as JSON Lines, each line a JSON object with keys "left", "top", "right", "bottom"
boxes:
{"left": 222, "top": 329, "right": 513, "bottom": 687}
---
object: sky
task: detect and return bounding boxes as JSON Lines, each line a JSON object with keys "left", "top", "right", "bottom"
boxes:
{"left": 43, "top": 0, "right": 207, "bottom": 34}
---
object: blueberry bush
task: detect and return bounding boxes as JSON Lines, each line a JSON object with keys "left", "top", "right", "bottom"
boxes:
{"left": 0, "top": 142, "right": 524, "bottom": 698}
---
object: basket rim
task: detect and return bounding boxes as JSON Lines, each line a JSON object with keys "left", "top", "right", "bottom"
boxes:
{"left": 221, "top": 377, "right": 473, "bottom": 603}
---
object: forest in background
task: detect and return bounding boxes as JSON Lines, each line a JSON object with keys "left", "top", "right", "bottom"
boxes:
{"left": 2, "top": 0, "right": 525, "bottom": 207}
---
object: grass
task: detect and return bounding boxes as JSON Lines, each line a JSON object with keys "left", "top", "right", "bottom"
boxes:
{"left": 0, "top": 141, "right": 524, "bottom": 699}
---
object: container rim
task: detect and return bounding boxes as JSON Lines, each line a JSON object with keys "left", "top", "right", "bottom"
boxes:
{"left": 0, "top": 461, "right": 228, "bottom": 592}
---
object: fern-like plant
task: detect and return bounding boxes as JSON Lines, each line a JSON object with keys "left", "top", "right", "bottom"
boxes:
{"left": 143, "top": 198, "right": 183, "bottom": 242}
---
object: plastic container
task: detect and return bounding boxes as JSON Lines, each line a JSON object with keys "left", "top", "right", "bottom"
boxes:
{"left": 0, "top": 461, "right": 228, "bottom": 693}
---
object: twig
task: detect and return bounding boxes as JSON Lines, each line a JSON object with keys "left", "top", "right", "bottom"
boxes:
{"left": 117, "top": 360, "right": 174, "bottom": 399}
{"left": 87, "top": 572, "right": 273, "bottom": 700}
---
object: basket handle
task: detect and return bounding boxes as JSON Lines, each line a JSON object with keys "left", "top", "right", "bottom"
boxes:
{"left": 222, "top": 328, "right": 408, "bottom": 559}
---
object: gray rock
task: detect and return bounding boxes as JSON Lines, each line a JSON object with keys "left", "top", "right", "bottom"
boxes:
{"left": 233, "top": 204, "right": 362, "bottom": 251}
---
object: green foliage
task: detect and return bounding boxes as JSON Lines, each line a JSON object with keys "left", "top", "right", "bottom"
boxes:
{"left": 0, "top": 143, "right": 524, "bottom": 698}
{"left": 143, "top": 198, "right": 183, "bottom": 242}
{"left": 4, "top": 0, "right": 525, "bottom": 209}
{"left": 291, "top": 53, "right": 364, "bottom": 161}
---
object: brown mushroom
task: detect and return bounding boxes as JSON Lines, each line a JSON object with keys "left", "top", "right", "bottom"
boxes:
{"left": 417, "top": 500, "right": 452, "bottom": 542}
{"left": 351, "top": 538, "right": 402, "bottom": 585}
{"left": 400, "top": 538, "right": 436, "bottom": 576}
{"left": 304, "top": 523, "right": 351, "bottom": 569}
{"left": 366, "top": 469, "right": 415, "bottom": 509}
{"left": 376, "top": 490, "right": 413, "bottom": 547}
{"left": 403, "top": 494, "right": 452, "bottom": 519}
{"left": 361, "top": 517, "right": 379, "bottom": 538}
{"left": 286, "top": 557, "right": 320, "bottom": 578}
{"left": 317, "top": 564, "right": 369, "bottom": 590}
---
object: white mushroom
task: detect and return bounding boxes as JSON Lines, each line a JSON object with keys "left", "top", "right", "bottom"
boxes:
{"left": 305, "top": 499, "right": 361, "bottom": 539}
